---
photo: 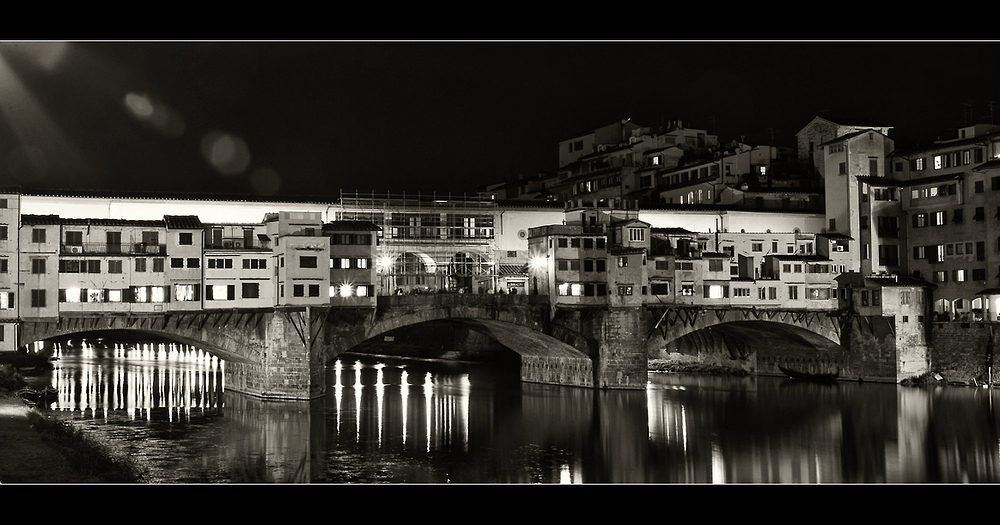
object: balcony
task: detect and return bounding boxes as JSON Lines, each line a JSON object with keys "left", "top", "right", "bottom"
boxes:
{"left": 204, "top": 237, "right": 271, "bottom": 251}
{"left": 61, "top": 243, "right": 167, "bottom": 256}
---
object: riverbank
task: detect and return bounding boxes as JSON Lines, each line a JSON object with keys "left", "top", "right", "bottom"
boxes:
{"left": 0, "top": 394, "right": 141, "bottom": 483}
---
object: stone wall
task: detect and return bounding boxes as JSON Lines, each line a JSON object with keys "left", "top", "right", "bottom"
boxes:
{"left": 929, "top": 323, "right": 999, "bottom": 384}
{"left": 591, "top": 307, "right": 647, "bottom": 389}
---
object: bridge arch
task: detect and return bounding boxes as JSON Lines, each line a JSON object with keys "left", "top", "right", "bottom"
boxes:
{"left": 646, "top": 306, "right": 848, "bottom": 376}
{"left": 324, "top": 295, "right": 595, "bottom": 387}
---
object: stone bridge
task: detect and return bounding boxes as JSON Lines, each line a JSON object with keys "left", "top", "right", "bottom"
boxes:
{"left": 324, "top": 294, "right": 597, "bottom": 388}
{"left": 18, "top": 308, "right": 328, "bottom": 400}
{"left": 646, "top": 305, "right": 844, "bottom": 347}
{"left": 16, "top": 298, "right": 878, "bottom": 400}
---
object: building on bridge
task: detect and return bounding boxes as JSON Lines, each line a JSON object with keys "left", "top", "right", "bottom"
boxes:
{"left": 324, "top": 220, "right": 379, "bottom": 307}
{"left": 0, "top": 191, "right": 20, "bottom": 351}
{"left": 1, "top": 208, "right": 379, "bottom": 352}
{"left": 527, "top": 200, "right": 845, "bottom": 312}
{"left": 333, "top": 192, "right": 499, "bottom": 295}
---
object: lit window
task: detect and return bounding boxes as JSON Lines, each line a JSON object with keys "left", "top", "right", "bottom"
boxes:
{"left": 65, "top": 288, "right": 81, "bottom": 303}
{"left": 175, "top": 284, "right": 196, "bottom": 301}
{"left": 339, "top": 284, "right": 352, "bottom": 297}
{"left": 210, "top": 285, "right": 229, "bottom": 300}
{"left": 151, "top": 286, "right": 166, "bottom": 303}
{"left": 108, "top": 290, "right": 122, "bottom": 302}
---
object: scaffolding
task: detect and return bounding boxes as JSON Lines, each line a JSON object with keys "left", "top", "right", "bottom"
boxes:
{"left": 334, "top": 191, "right": 500, "bottom": 294}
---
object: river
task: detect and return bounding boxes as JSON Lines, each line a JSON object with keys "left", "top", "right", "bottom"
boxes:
{"left": 21, "top": 337, "right": 1000, "bottom": 483}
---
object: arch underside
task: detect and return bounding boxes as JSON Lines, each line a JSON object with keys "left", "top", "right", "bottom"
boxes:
{"left": 651, "top": 320, "right": 847, "bottom": 372}
{"left": 21, "top": 325, "right": 253, "bottom": 364}
{"left": 348, "top": 317, "right": 589, "bottom": 363}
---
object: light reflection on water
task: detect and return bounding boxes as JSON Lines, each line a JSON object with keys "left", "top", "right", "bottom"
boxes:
{"left": 28, "top": 341, "right": 1000, "bottom": 483}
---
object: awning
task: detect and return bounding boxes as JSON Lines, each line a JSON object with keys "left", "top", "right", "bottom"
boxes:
{"left": 976, "top": 288, "right": 1000, "bottom": 295}
{"left": 499, "top": 264, "right": 527, "bottom": 276}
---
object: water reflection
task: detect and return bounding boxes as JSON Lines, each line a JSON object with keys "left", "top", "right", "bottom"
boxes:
{"left": 33, "top": 342, "right": 1000, "bottom": 483}
{"left": 43, "top": 341, "right": 223, "bottom": 418}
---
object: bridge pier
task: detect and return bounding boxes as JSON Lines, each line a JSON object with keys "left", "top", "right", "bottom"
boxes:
{"left": 224, "top": 308, "right": 327, "bottom": 400}
{"left": 594, "top": 307, "right": 648, "bottom": 389}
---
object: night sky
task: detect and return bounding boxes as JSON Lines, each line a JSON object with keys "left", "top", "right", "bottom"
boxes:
{"left": 1, "top": 41, "right": 998, "bottom": 200}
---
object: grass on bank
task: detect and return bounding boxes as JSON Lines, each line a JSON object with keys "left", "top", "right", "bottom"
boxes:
{"left": 0, "top": 363, "right": 144, "bottom": 483}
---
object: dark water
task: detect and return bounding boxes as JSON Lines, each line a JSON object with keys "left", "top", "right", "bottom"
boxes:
{"left": 24, "top": 339, "right": 1000, "bottom": 483}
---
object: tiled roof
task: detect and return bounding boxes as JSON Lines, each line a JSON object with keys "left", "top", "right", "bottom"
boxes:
{"left": 164, "top": 215, "right": 204, "bottom": 229}
{"left": 21, "top": 214, "right": 165, "bottom": 227}
{"left": 323, "top": 221, "right": 381, "bottom": 232}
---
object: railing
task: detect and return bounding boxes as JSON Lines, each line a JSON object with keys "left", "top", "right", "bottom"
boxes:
{"left": 61, "top": 243, "right": 167, "bottom": 256}
{"left": 204, "top": 238, "right": 270, "bottom": 250}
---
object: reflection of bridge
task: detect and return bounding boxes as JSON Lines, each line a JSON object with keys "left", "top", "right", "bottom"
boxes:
{"left": 19, "top": 294, "right": 890, "bottom": 399}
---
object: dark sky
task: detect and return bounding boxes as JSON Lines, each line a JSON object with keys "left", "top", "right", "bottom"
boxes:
{"left": 1, "top": 41, "right": 998, "bottom": 199}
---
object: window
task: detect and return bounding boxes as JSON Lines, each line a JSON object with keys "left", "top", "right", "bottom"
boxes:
{"left": 179, "top": 232, "right": 193, "bottom": 245}
{"left": 135, "top": 258, "right": 146, "bottom": 272}
{"left": 293, "top": 284, "right": 305, "bottom": 297}
{"left": 108, "top": 260, "right": 123, "bottom": 274}
{"left": 751, "top": 242, "right": 763, "bottom": 252}
{"left": 628, "top": 228, "right": 645, "bottom": 242}
{"left": 300, "top": 256, "right": 318, "bottom": 268}
{"left": 975, "top": 180, "right": 985, "bottom": 193}
{"left": 31, "top": 258, "right": 45, "bottom": 274}
{"left": 807, "top": 288, "right": 831, "bottom": 300}
{"left": 171, "top": 258, "right": 184, "bottom": 268}
{"left": 557, "top": 283, "right": 583, "bottom": 296}
{"left": 31, "top": 289, "right": 46, "bottom": 308}
{"left": 187, "top": 258, "right": 200, "bottom": 268}
{"left": 65, "top": 231, "right": 82, "bottom": 245}
{"left": 618, "top": 256, "right": 628, "bottom": 268}
{"left": 912, "top": 213, "right": 928, "bottom": 228}
{"left": 242, "top": 282, "right": 260, "bottom": 299}
{"left": 206, "top": 285, "right": 235, "bottom": 301}
{"left": 153, "top": 258, "right": 164, "bottom": 272}
{"left": 0, "top": 291, "right": 13, "bottom": 309}
{"left": 309, "top": 284, "right": 320, "bottom": 297}
{"left": 709, "top": 259, "right": 723, "bottom": 272}
{"left": 0, "top": 259, "right": 6, "bottom": 273}
{"left": 681, "top": 283, "right": 695, "bottom": 296}
{"left": 788, "top": 286, "right": 799, "bottom": 300}
{"left": 932, "top": 211, "right": 947, "bottom": 226}
{"left": 651, "top": 283, "right": 670, "bottom": 295}
{"left": 617, "top": 285, "right": 633, "bottom": 296}
{"left": 596, "top": 259, "right": 606, "bottom": 272}
{"left": 174, "top": 284, "right": 198, "bottom": 302}
{"left": 32, "top": 228, "right": 45, "bottom": 243}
